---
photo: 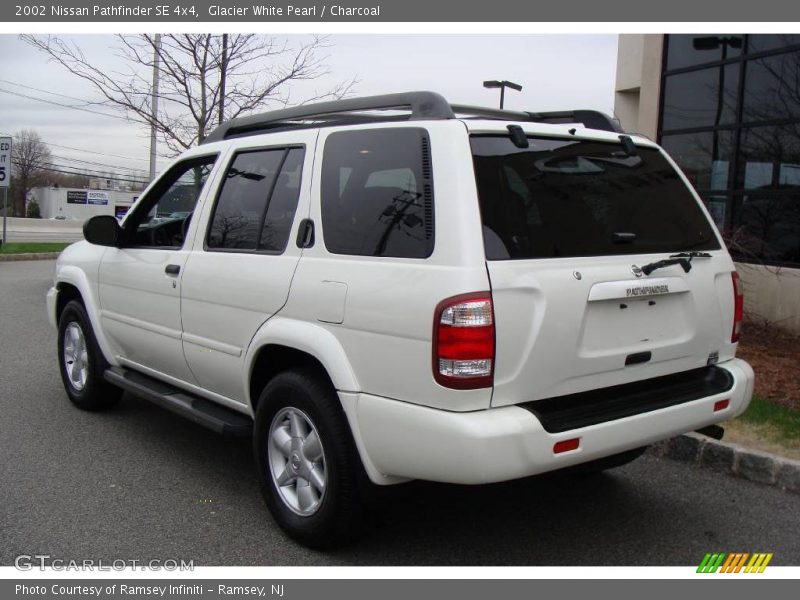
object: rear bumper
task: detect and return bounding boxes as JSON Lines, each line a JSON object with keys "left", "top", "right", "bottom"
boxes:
{"left": 350, "top": 358, "right": 754, "bottom": 485}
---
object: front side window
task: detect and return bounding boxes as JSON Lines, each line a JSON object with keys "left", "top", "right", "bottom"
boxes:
{"left": 207, "top": 147, "right": 304, "bottom": 252}
{"left": 320, "top": 128, "right": 434, "bottom": 258}
{"left": 126, "top": 156, "right": 217, "bottom": 248}
{"left": 471, "top": 136, "right": 720, "bottom": 260}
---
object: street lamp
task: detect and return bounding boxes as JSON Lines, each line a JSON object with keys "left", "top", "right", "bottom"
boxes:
{"left": 483, "top": 80, "right": 522, "bottom": 109}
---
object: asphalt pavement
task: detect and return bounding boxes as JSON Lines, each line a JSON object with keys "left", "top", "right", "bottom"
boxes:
{"left": 1, "top": 259, "right": 799, "bottom": 566}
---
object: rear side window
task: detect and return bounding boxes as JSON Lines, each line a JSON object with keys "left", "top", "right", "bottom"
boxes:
{"left": 471, "top": 136, "right": 720, "bottom": 260}
{"left": 207, "top": 147, "right": 304, "bottom": 252}
{"left": 321, "top": 128, "right": 434, "bottom": 258}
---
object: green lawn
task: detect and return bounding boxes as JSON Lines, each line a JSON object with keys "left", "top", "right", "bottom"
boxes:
{"left": 0, "top": 242, "right": 71, "bottom": 254}
{"left": 737, "top": 396, "right": 800, "bottom": 443}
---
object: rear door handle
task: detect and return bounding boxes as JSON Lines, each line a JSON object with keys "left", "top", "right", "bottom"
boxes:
{"left": 165, "top": 264, "right": 181, "bottom": 276}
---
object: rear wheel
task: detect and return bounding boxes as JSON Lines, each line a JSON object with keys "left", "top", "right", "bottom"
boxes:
{"left": 253, "top": 368, "right": 365, "bottom": 548}
{"left": 57, "top": 300, "right": 122, "bottom": 411}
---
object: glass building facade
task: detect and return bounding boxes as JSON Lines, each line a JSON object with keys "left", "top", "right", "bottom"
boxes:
{"left": 659, "top": 34, "right": 800, "bottom": 267}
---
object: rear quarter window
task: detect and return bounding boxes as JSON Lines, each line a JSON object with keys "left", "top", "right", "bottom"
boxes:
{"left": 320, "top": 128, "right": 434, "bottom": 258}
{"left": 471, "top": 136, "right": 720, "bottom": 260}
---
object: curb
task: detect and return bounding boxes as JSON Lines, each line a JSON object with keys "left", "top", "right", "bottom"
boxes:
{"left": 0, "top": 252, "right": 61, "bottom": 262}
{"left": 649, "top": 433, "right": 800, "bottom": 494}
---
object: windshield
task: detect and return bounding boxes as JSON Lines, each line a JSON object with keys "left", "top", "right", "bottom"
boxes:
{"left": 471, "top": 136, "right": 720, "bottom": 260}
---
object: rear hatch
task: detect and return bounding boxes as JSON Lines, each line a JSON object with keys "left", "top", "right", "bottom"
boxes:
{"left": 468, "top": 127, "right": 738, "bottom": 407}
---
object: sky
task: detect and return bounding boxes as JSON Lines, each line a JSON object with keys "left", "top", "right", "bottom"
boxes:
{"left": 0, "top": 34, "right": 618, "bottom": 183}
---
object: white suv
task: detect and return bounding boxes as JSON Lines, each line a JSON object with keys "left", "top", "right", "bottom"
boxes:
{"left": 47, "top": 91, "right": 754, "bottom": 547}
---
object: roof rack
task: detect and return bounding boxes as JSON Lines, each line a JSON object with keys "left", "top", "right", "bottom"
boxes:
{"left": 450, "top": 105, "right": 624, "bottom": 133}
{"left": 201, "top": 91, "right": 622, "bottom": 144}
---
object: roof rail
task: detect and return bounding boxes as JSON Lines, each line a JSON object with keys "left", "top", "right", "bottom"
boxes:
{"left": 201, "top": 91, "right": 624, "bottom": 144}
{"left": 450, "top": 104, "right": 623, "bottom": 133}
{"left": 202, "top": 91, "right": 455, "bottom": 144}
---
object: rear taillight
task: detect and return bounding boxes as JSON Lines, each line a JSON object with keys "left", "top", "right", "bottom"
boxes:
{"left": 731, "top": 272, "right": 744, "bottom": 343}
{"left": 433, "top": 292, "right": 495, "bottom": 389}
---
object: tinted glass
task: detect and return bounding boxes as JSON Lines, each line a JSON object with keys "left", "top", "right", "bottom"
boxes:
{"left": 666, "top": 35, "right": 743, "bottom": 71}
{"left": 129, "top": 156, "right": 216, "bottom": 248}
{"left": 471, "top": 136, "right": 720, "bottom": 260}
{"left": 737, "top": 191, "right": 800, "bottom": 264}
{"left": 207, "top": 149, "right": 285, "bottom": 249}
{"left": 661, "top": 66, "right": 739, "bottom": 131}
{"left": 661, "top": 131, "right": 734, "bottom": 190}
{"left": 259, "top": 148, "right": 304, "bottom": 252}
{"left": 321, "top": 128, "right": 434, "bottom": 258}
{"left": 746, "top": 34, "right": 800, "bottom": 54}
{"left": 743, "top": 50, "right": 800, "bottom": 124}
{"left": 737, "top": 125, "right": 800, "bottom": 190}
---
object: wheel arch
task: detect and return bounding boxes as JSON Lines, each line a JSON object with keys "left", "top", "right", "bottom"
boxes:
{"left": 244, "top": 317, "right": 360, "bottom": 412}
{"left": 54, "top": 265, "right": 118, "bottom": 368}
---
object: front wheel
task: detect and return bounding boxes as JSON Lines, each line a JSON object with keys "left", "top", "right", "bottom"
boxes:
{"left": 253, "top": 368, "right": 366, "bottom": 548}
{"left": 57, "top": 300, "right": 122, "bottom": 411}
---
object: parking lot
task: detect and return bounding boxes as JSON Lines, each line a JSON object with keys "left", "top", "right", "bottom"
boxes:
{"left": 1, "top": 258, "right": 799, "bottom": 566}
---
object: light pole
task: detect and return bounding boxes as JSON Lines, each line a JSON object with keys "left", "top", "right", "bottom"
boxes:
{"left": 483, "top": 80, "right": 523, "bottom": 109}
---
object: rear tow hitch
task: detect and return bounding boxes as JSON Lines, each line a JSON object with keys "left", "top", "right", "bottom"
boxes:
{"left": 695, "top": 424, "right": 725, "bottom": 440}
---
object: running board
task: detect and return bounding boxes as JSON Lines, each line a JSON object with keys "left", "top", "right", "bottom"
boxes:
{"left": 104, "top": 367, "right": 252, "bottom": 437}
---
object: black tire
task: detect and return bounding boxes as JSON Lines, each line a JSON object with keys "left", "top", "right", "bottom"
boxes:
{"left": 253, "top": 368, "right": 366, "bottom": 549}
{"left": 562, "top": 446, "right": 648, "bottom": 476}
{"left": 57, "top": 299, "right": 122, "bottom": 411}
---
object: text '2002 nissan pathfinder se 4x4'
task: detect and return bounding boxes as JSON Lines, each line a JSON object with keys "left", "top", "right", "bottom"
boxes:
{"left": 47, "top": 91, "right": 754, "bottom": 547}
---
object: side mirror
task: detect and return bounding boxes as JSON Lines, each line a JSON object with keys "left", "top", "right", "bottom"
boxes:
{"left": 83, "top": 215, "right": 122, "bottom": 247}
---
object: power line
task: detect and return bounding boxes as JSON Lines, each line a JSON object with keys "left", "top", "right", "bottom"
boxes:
{"left": 40, "top": 161, "right": 148, "bottom": 182}
{"left": 0, "top": 86, "right": 131, "bottom": 122}
{"left": 0, "top": 78, "right": 121, "bottom": 109}
{"left": 52, "top": 153, "right": 150, "bottom": 175}
{"left": 45, "top": 141, "right": 155, "bottom": 163}
{"left": 36, "top": 164, "right": 147, "bottom": 186}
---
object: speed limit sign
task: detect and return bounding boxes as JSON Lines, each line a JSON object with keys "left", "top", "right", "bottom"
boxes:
{"left": 0, "top": 136, "right": 10, "bottom": 188}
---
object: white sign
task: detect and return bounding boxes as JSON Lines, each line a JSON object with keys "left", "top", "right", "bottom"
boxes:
{"left": 0, "top": 137, "right": 11, "bottom": 188}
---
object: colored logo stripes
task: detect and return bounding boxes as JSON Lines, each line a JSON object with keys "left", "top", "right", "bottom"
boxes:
{"left": 697, "top": 552, "right": 773, "bottom": 573}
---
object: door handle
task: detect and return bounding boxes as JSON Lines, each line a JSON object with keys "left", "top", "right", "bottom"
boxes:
{"left": 165, "top": 264, "right": 181, "bottom": 276}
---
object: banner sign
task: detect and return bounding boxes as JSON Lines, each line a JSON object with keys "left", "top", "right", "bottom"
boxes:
{"left": 87, "top": 191, "right": 109, "bottom": 205}
{"left": 66, "top": 190, "right": 87, "bottom": 204}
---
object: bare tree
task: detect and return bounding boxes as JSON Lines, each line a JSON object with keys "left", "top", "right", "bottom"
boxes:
{"left": 22, "top": 34, "right": 356, "bottom": 155}
{"left": 11, "top": 129, "right": 51, "bottom": 217}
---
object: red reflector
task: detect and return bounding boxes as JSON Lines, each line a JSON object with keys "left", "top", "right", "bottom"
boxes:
{"left": 714, "top": 399, "right": 730, "bottom": 412}
{"left": 731, "top": 272, "right": 744, "bottom": 343}
{"left": 553, "top": 438, "right": 580, "bottom": 454}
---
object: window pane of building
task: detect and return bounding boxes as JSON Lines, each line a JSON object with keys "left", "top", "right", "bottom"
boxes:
{"left": 666, "top": 35, "right": 743, "bottom": 71}
{"left": 661, "top": 131, "right": 734, "bottom": 190}
{"left": 736, "top": 191, "right": 800, "bottom": 265}
{"left": 737, "top": 125, "right": 800, "bottom": 190}
{"left": 746, "top": 34, "right": 800, "bottom": 54}
{"left": 743, "top": 50, "right": 800, "bottom": 124}
{"left": 662, "top": 66, "right": 739, "bottom": 131}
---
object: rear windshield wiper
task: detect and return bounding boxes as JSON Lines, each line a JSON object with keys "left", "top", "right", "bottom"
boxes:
{"left": 640, "top": 252, "right": 712, "bottom": 276}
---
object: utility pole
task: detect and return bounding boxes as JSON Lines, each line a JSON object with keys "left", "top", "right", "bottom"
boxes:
{"left": 219, "top": 33, "right": 228, "bottom": 125}
{"left": 149, "top": 33, "right": 161, "bottom": 182}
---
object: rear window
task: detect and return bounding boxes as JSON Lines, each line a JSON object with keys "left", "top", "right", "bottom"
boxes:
{"left": 471, "top": 136, "right": 720, "bottom": 260}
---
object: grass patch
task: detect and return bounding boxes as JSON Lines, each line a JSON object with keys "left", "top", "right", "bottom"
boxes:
{"left": 724, "top": 396, "right": 800, "bottom": 460}
{"left": 737, "top": 396, "right": 800, "bottom": 443}
{"left": 0, "top": 242, "right": 71, "bottom": 254}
